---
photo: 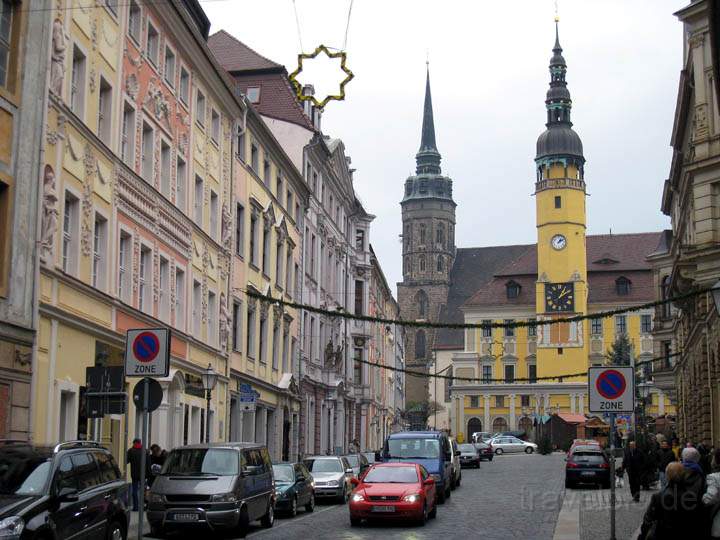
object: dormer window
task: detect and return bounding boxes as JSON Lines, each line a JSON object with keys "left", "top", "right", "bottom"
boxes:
{"left": 506, "top": 281, "right": 521, "bottom": 299}
{"left": 616, "top": 276, "right": 631, "bottom": 296}
{"left": 247, "top": 86, "right": 260, "bottom": 104}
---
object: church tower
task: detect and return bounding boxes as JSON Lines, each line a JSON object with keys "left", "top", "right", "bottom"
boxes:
{"left": 398, "top": 68, "right": 456, "bottom": 414}
{"left": 534, "top": 21, "right": 589, "bottom": 378}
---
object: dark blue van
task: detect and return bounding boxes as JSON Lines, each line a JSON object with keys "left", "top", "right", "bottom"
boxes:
{"left": 382, "top": 431, "right": 453, "bottom": 503}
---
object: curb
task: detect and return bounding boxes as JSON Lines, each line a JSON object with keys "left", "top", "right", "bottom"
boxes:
{"left": 552, "top": 489, "right": 579, "bottom": 540}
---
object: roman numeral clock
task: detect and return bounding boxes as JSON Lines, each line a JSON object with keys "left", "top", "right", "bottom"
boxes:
{"left": 545, "top": 282, "right": 575, "bottom": 313}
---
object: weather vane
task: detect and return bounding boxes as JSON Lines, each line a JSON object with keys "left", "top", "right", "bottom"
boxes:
{"left": 554, "top": 0, "right": 560, "bottom": 22}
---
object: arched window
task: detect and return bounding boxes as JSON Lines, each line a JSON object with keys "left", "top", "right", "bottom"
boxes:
{"left": 415, "top": 330, "right": 426, "bottom": 359}
{"left": 616, "top": 276, "right": 631, "bottom": 296}
{"left": 436, "top": 223, "right": 445, "bottom": 246}
{"left": 419, "top": 224, "right": 426, "bottom": 244}
{"left": 661, "top": 275, "right": 671, "bottom": 318}
{"left": 416, "top": 290, "right": 429, "bottom": 318}
{"left": 419, "top": 255, "right": 426, "bottom": 272}
{"left": 436, "top": 256, "right": 443, "bottom": 272}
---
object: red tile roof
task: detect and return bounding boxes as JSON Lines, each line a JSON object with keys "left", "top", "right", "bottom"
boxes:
{"left": 207, "top": 30, "right": 282, "bottom": 72}
{"left": 207, "top": 31, "right": 315, "bottom": 131}
{"left": 463, "top": 232, "right": 662, "bottom": 308}
{"left": 557, "top": 413, "right": 587, "bottom": 424}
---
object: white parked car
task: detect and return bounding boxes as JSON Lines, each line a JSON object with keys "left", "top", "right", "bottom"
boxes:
{"left": 488, "top": 436, "right": 538, "bottom": 454}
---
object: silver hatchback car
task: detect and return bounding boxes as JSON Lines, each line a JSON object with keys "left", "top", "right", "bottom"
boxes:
{"left": 302, "top": 456, "right": 354, "bottom": 503}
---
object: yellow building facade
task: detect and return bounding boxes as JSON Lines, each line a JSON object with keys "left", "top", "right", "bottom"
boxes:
{"left": 431, "top": 24, "right": 674, "bottom": 443}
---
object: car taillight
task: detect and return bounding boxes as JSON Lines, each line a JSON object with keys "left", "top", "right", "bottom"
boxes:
{"left": 600, "top": 462, "right": 610, "bottom": 469}
{"left": 566, "top": 461, "right": 579, "bottom": 468}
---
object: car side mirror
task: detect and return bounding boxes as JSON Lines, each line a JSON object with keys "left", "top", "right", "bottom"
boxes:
{"left": 424, "top": 478, "right": 434, "bottom": 486}
{"left": 350, "top": 477, "right": 360, "bottom": 486}
{"left": 345, "top": 468, "right": 354, "bottom": 474}
{"left": 57, "top": 487, "right": 79, "bottom": 502}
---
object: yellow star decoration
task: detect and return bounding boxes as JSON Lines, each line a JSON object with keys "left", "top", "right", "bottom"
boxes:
{"left": 288, "top": 45, "right": 354, "bottom": 110}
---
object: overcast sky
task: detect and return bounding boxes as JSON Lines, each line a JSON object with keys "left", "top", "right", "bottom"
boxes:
{"left": 204, "top": 0, "right": 686, "bottom": 296}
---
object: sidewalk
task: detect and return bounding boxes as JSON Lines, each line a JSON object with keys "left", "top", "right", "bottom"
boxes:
{"left": 554, "top": 485, "right": 650, "bottom": 540}
{"left": 128, "top": 512, "right": 149, "bottom": 539}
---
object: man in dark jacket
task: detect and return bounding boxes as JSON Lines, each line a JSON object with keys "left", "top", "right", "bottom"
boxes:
{"left": 624, "top": 440, "right": 645, "bottom": 502}
{"left": 656, "top": 439, "right": 676, "bottom": 490}
{"left": 639, "top": 462, "right": 707, "bottom": 539}
{"left": 126, "top": 438, "right": 150, "bottom": 511}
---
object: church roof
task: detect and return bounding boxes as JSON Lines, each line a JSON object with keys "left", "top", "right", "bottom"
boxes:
{"left": 434, "top": 244, "right": 532, "bottom": 350}
{"left": 415, "top": 67, "right": 442, "bottom": 176}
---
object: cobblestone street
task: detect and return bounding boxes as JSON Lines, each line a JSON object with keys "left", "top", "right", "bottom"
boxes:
{"left": 244, "top": 453, "right": 567, "bottom": 539}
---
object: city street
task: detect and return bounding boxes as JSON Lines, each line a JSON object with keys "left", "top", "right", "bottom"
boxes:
{"left": 220, "top": 454, "right": 566, "bottom": 539}
{"left": 126, "top": 451, "right": 653, "bottom": 540}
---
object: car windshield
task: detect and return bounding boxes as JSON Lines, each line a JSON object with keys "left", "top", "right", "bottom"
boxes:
{"left": 363, "top": 466, "right": 418, "bottom": 483}
{"left": 0, "top": 449, "right": 52, "bottom": 496}
{"left": 272, "top": 465, "right": 294, "bottom": 483}
{"left": 162, "top": 449, "right": 238, "bottom": 476}
{"left": 345, "top": 455, "right": 359, "bottom": 467}
{"left": 387, "top": 438, "right": 440, "bottom": 459}
{"left": 458, "top": 444, "right": 476, "bottom": 452}
{"left": 304, "top": 459, "right": 343, "bottom": 473}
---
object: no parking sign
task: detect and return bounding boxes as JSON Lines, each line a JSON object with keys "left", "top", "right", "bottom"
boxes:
{"left": 588, "top": 366, "right": 635, "bottom": 413}
{"left": 125, "top": 328, "right": 170, "bottom": 377}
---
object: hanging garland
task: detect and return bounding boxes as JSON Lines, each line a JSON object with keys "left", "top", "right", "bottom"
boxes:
{"left": 244, "top": 286, "right": 710, "bottom": 331}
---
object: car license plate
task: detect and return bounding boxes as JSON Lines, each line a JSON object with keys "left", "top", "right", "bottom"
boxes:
{"left": 581, "top": 471, "right": 595, "bottom": 477}
{"left": 371, "top": 505, "right": 395, "bottom": 513}
{"left": 173, "top": 513, "right": 199, "bottom": 522}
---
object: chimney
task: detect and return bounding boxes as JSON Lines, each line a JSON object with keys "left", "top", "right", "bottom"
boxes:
{"left": 302, "top": 84, "right": 321, "bottom": 129}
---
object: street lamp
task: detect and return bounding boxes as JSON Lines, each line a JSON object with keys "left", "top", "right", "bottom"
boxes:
{"left": 201, "top": 363, "right": 218, "bottom": 443}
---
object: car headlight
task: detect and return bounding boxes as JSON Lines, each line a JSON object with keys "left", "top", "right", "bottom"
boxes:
{"left": 351, "top": 493, "right": 365, "bottom": 502}
{"left": 147, "top": 493, "right": 164, "bottom": 504}
{"left": 311, "top": 480, "right": 315, "bottom": 488}
{"left": 0, "top": 517, "right": 24, "bottom": 538}
{"left": 403, "top": 493, "right": 421, "bottom": 503}
{"left": 327, "top": 480, "right": 340, "bottom": 488}
{"left": 211, "top": 493, "right": 237, "bottom": 503}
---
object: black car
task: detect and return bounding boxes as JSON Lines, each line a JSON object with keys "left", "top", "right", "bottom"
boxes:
{"left": 565, "top": 447, "right": 611, "bottom": 489}
{"left": 272, "top": 462, "right": 314, "bottom": 516}
{"left": 0, "top": 440, "right": 129, "bottom": 540}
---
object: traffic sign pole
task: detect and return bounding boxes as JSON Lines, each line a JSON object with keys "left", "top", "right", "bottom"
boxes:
{"left": 138, "top": 377, "right": 149, "bottom": 540}
{"left": 609, "top": 413, "right": 616, "bottom": 540}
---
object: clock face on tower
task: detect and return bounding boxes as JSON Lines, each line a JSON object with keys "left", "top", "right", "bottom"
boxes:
{"left": 551, "top": 234, "right": 567, "bottom": 250}
{"left": 545, "top": 282, "right": 575, "bottom": 312}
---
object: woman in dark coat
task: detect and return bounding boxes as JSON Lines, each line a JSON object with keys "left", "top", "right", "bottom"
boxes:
{"left": 638, "top": 462, "right": 708, "bottom": 539}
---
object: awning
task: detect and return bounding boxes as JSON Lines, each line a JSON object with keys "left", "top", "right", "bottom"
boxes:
{"left": 557, "top": 413, "right": 587, "bottom": 424}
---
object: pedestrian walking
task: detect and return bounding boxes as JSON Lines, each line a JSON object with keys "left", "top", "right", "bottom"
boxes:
{"left": 681, "top": 447, "right": 708, "bottom": 503}
{"left": 126, "top": 438, "right": 150, "bottom": 511}
{"left": 702, "top": 448, "right": 720, "bottom": 539}
{"left": 656, "top": 439, "right": 676, "bottom": 490}
{"left": 699, "top": 439, "right": 713, "bottom": 476}
{"left": 149, "top": 444, "right": 167, "bottom": 486}
{"left": 638, "top": 462, "right": 708, "bottom": 539}
{"left": 642, "top": 439, "right": 659, "bottom": 490}
{"left": 624, "top": 440, "right": 645, "bottom": 502}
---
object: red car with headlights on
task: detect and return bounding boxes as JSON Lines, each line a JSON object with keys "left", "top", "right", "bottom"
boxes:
{"left": 348, "top": 462, "right": 437, "bottom": 526}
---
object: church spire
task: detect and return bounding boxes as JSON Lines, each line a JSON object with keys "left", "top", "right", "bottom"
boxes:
{"left": 416, "top": 66, "right": 442, "bottom": 175}
{"left": 535, "top": 19, "right": 584, "bottom": 165}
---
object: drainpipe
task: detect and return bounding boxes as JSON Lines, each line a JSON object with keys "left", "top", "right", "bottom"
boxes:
{"left": 29, "top": 9, "right": 52, "bottom": 443}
